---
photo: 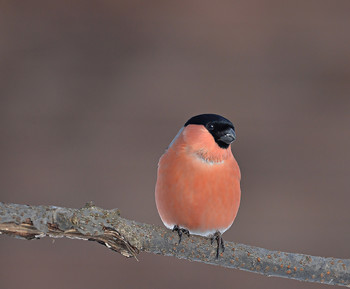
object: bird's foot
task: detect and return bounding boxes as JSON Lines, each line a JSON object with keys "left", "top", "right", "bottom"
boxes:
{"left": 172, "top": 225, "right": 190, "bottom": 244}
{"left": 211, "top": 231, "right": 225, "bottom": 259}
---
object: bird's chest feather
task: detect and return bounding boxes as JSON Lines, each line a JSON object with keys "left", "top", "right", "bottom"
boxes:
{"left": 159, "top": 148, "right": 238, "bottom": 197}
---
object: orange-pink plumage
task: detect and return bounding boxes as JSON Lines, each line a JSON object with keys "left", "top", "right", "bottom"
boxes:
{"left": 155, "top": 114, "right": 241, "bottom": 256}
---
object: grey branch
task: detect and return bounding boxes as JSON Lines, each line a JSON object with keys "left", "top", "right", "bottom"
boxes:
{"left": 0, "top": 202, "right": 349, "bottom": 287}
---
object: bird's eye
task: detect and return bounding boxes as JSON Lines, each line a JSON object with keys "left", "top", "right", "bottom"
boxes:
{"left": 208, "top": 123, "right": 215, "bottom": 130}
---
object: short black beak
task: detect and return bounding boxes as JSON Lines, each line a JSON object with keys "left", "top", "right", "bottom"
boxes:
{"left": 219, "top": 128, "right": 236, "bottom": 144}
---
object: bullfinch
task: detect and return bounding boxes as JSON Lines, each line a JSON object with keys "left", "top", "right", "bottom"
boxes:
{"left": 155, "top": 114, "right": 241, "bottom": 258}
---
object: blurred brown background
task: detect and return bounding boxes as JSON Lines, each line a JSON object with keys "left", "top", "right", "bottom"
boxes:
{"left": 1, "top": 1, "right": 349, "bottom": 288}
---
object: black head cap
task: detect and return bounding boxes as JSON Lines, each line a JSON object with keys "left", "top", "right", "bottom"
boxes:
{"left": 184, "top": 114, "right": 236, "bottom": 149}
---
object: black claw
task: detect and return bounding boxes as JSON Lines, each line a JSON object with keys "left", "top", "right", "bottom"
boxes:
{"left": 211, "top": 231, "right": 225, "bottom": 259}
{"left": 221, "top": 236, "right": 225, "bottom": 253}
{"left": 172, "top": 225, "right": 190, "bottom": 244}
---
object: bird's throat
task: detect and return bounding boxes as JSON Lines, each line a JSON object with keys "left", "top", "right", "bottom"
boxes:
{"left": 193, "top": 149, "right": 227, "bottom": 165}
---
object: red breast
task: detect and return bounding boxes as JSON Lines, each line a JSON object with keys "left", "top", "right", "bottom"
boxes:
{"left": 155, "top": 115, "right": 241, "bottom": 237}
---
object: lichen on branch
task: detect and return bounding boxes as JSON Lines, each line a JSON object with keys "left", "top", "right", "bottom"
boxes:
{"left": 0, "top": 202, "right": 349, "bottom": 287}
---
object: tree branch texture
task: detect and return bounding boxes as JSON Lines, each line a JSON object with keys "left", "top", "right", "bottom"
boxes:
{"left": 0, "top": 202, "right": 349, "bottom": 287}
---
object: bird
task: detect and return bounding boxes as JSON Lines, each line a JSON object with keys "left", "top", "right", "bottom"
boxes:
{"left": 155, "top": 113, "right": 241, "bottom": 258}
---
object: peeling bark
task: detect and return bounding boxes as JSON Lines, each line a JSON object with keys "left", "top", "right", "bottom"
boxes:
{"left": 0, "top": 202, "right": 349, "bottom": 287}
